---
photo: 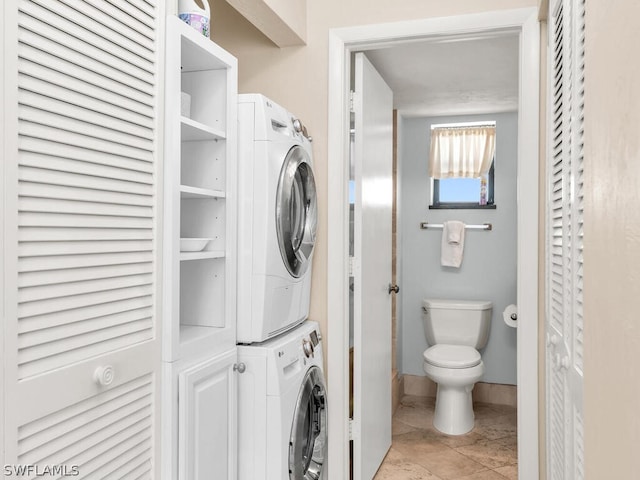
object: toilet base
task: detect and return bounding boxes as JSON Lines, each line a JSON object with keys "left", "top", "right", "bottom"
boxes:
{"left": 423, "top": 359, "right": 484, "bottom": 436}
{"left": 433, "top": 383, "right": 475, "bottom": 435}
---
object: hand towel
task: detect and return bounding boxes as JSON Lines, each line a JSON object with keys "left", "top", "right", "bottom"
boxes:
{"left": 441, "top": 220, "right": 465, "bottom": 268}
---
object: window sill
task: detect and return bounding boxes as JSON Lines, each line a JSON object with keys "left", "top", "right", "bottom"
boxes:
{"left": 429, "top": 204, "right": 497, "bottom": 210}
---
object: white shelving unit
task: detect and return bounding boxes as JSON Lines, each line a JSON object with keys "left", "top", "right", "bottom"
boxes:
{"left": 163, "top": 16, "right": 237, "bottom": 362}
{"left": 162, "top": 16, "right": 239, "bottom": 480}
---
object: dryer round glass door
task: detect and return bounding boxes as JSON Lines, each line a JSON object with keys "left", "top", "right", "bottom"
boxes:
{"left": 276, "top": 145, "right": 317, "bottom": 278}
{"left": 289, "top": 366, "right": 327, "bottom": 480}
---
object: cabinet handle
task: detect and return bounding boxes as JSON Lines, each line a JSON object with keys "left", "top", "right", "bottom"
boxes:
{"left": 94, "top": 365, "right": 115, "bottom": 387}
{"left": 233, "top": 363, "right": 246, "bottom": 374}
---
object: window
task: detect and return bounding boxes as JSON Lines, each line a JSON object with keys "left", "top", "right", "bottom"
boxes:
{"left": 429, "top": 122, "right": 496, "bottom": 209}
{"left": 432, "top": 163, "right": 495, "bottom": 208}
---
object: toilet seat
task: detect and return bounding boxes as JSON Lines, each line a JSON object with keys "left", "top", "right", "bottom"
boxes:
{"left": 423, "top": 344, "right": 481, "bottom": 369}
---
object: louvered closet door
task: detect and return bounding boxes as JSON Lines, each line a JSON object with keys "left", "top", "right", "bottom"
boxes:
{"left": 546, "top": 0, "right": 585, "bottom": 479}
{"left": 3, "top": 1, "right": 163, "bottom": 477}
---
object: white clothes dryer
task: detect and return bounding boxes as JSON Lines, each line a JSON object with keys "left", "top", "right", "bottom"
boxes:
{"left": 237, "top": 94, "right": 318, "bottom": 343}
{"left": 237, "top": 321, "right": 327, "bottom": 480}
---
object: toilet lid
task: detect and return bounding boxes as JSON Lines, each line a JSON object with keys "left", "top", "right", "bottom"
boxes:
{"left": 423, "top": 345, "right": 481, "bottom": 369}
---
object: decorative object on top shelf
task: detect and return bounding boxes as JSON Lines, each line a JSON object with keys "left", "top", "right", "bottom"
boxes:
{"left": 178, "top": 0, "right": 210, "bottom": 38}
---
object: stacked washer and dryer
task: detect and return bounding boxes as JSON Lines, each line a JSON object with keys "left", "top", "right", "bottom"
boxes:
{"left": 236, "top": 94, "right": 327, "bottom": 480}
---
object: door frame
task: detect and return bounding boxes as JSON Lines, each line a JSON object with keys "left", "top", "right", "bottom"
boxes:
{"left": 327, "top": 8, "right": 540, "bottom": 480}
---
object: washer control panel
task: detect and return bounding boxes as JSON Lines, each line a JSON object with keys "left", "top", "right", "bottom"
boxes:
{"left": 301, "top": 327, "right": 321, "bottom": 358}
{"left": 292, "top": 117, "right": 312, "bottom": 142}
{"left": 302, "top": 338, "right": 315, "bottom": 358}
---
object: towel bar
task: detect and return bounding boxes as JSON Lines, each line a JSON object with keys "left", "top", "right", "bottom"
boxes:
{"left": 420, "top": 222, "right": 492, "bottom": 231}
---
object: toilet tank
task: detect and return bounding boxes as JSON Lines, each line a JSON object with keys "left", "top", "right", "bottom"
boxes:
{"left": 422, "top": 299, "right": 492, "bottom": 348}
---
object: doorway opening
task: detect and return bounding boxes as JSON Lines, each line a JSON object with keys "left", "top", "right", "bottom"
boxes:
{"left": 328, "top": 8, "right": 540, "bottom": 480}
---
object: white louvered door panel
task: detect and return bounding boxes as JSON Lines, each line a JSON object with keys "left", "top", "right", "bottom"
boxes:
{"left": 546, "top": 0, "right": 585, "bottom": 478}
{"left": 569, "top": 1, "right": 585, "bottom": 477}
{"left": 3, "top": 0, "right": 164, "bottom": 477}
{"left": 547, "top": 3, "right": 569, "bottom": 476}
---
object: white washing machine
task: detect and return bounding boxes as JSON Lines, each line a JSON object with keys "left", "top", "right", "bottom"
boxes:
{"left": 237, "top": 94, "right": 318, "bottom": 343}
{"left": 237, "top": 321, "right": 327, "bottom": 480}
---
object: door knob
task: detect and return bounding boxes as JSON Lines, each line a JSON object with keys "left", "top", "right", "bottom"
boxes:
{"left": 94, "top": 365, "right": 115, "bottom": 387}
{"left": 388, "top": 284, "right": 400, "bottom": 294}
{"left": 553, "top": 354, "right": 561, "bottom": 370}
{"left": 553, "top": 354, "right": 570, "bottom": 371}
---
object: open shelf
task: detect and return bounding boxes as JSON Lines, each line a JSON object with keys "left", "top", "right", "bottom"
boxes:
{"left": 179, "top": 19, "right": 232, "bottom": 72}
{"left": 180, "top": 257, "right": 225, "bottom": 329}
{"left": 181, "top": 140, "right": 225, "bottom": 192}
{"left": 180, "top": 198, "right": 225, "bottom": 252}
{"left": 164, "top": 15, "right": 236, "bottom": 364}
{"left": 179, "top": 324, "right": 219, "bottom": 347}
{"left": 180, "top": 250, "right": 225, "bottom": 261}
{"left": 180, "top": 185, "right": 225, "bottom": 199}
{"left": 181, "top": 116, "right": 226, "bottom": 141}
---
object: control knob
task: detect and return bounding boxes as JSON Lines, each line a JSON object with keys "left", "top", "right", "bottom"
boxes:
{"left": 302, "top": 338, "right": 315, "bottom": 358}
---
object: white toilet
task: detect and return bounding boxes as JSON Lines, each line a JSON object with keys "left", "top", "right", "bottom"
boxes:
{"left": 421, "top": 298, "right": 492, "bottom": 435}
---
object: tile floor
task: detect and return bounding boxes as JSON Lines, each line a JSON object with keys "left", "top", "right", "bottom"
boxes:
{"left": 374, "top": 396, "right": 517, "bottom": 480}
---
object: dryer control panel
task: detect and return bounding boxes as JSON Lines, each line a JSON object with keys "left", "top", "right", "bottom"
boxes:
{"left": 310, "top": 329, "right": 319, "bottom": 347}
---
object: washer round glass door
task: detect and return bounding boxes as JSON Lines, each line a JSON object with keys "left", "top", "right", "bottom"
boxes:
{"left": 289, "top": 366, "right": 327, "bottom": 480}
{"left": 276, "top": 145, "right": 317, "bottom": 278}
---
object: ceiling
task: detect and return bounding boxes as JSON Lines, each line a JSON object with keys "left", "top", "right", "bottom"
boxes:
{"left": 364, "top": 34, "right": 520, "bottom": 118}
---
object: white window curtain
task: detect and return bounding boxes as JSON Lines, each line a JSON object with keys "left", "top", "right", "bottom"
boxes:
{"left": 429, "top": 125, "right": 496, "bottom": 179}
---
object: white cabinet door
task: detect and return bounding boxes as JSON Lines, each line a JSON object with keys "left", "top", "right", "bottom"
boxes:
{"left": 2, "top": 0, "right": 163, "bottom": 477}
{"left": 178, "top": 349, "right": 237, "bottom": 480}
{"left": 546, "top": 0, "right": 585, "bottom": 479}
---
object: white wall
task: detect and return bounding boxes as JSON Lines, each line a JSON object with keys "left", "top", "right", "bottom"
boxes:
{"left": 584, "top": 0, "right": 640, "bottom": 476}
{"left": 400, "top": 112, "right": 518, "bottom": 384}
